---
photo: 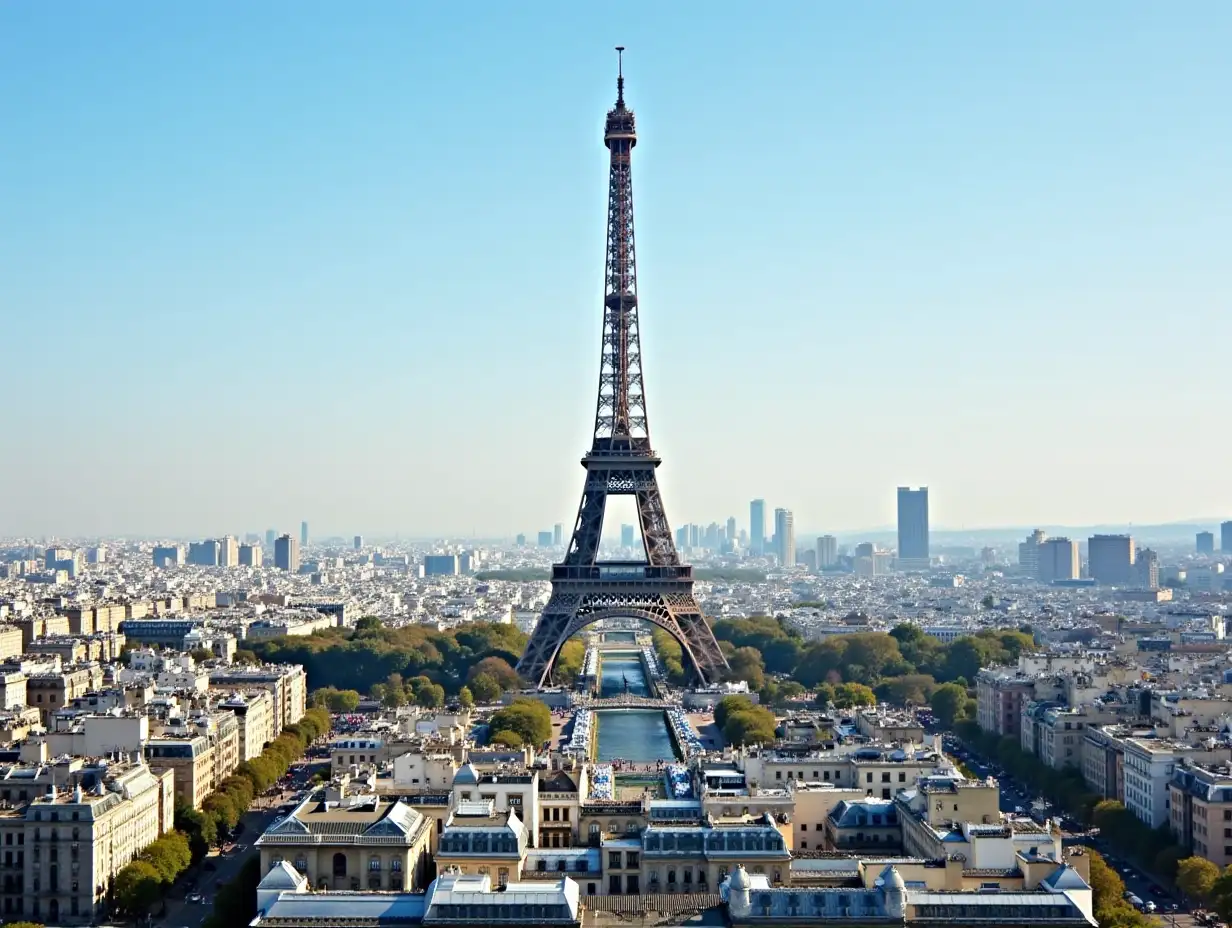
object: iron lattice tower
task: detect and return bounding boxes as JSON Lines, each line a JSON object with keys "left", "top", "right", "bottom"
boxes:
{"left": 517, "top": 50, "right": 729, "bottom": 687}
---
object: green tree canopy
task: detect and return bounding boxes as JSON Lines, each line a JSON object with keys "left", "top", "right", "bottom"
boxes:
{"left": 722, "top": 704, "right": 777, "bottom": 747}
{"left": 469, "top": 672, "right": 502, "bottom": 704}
{"left": 488, "top": 698, "right": 552, "bottom": 747}
{"left": 833, "top": 682, "right": 876, "bottom": 708}
{"left": 114, "top": 860, "right": 163, "bottom": 915}
{"left": 458, "top": 686, "right": 475, "bottom": 709}
{"left": 930, "top": 682, "right": 971, "bottom": 727}
{"left": 1176, "top": 856, "right": 1220, "bottom": 902}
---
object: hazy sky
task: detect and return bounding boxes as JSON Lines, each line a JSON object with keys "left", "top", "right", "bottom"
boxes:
{"left": 2, "top": 3, "right": 1229, "bottom": 540}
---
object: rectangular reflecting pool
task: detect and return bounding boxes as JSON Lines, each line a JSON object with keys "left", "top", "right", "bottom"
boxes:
{"left": 595, "top": 709, "right": 677, "bottom": 763}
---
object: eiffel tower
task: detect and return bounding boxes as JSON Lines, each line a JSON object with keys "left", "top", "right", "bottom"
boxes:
{"left": 517, "top": 50, "right": 728, "bottom": 688}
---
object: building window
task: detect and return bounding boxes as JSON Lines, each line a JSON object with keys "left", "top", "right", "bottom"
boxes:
{"left": 333, "top": 853, "right": 347, "bottom": 877}
{"left": 369, "top": 857, "right": 381, "bottom": 872}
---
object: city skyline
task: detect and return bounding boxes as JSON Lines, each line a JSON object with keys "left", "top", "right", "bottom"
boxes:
{"left": 2, "top": 5, "right": 1230, "bottom": 537}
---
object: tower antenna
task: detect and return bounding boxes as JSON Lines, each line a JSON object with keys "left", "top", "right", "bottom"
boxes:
{"left": 615, "top": 46, "right": 625, "bottom": 106}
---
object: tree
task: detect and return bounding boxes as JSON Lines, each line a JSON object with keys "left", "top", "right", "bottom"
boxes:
{"left": 469, "top": 672, "right": 501, "bottom": 704}
{"left": 714, "top": 695, "right": 756, "bottom": 730}
{"left": 175, "top": 804, "right": 216, "bottom": 860}
{"left": 1177, "top": 856, "right": 1221, "bottom": 903}
{"left": 141, "top": 831, "right": 191, "bottom": 884}
{"left": 833, "top": 682, "right": 875, "bottom": 708}
{"left": 313, "top": 687, "right": 361, "bottom": 712}
{"left": 930, "top": 683, "right": 971, "bottom": 727}
{"left": 723, "top": 705, "right": 778, "bottom": 746}
{"left": 203, "top": 792, "right": 240, "bottom": 841}
{"left": 490, "top": 730, "right": 524, "bottom": 748}
{"left": 488, "top": 698, "right": 552, "bottom": 747}
{"left": 189, "top": 647, "right": 214, "bottom": 663}
{"left": 877, "top": 674, "right": 937, "bottom": 707}
{"left": 794, "top": 639, "right": 847, "bottom": 687}
{"left": 114, "top": 860, "right": 163, "bottom": 915}
{"left": 416, "top": 682, "right": 445, "bottom": 708}
{"left": 943, "top": 637, "right": 990, "bottom": 683}
{"left": 814, "top": 683, "right": 835, "bottom": 707}
{"left": 467, "top": 656, "right": 521, "bottom": 691}
{"left": 458, "top": 686, "right": 475, "bottom": 709}
{"left": 554, "top": 639, "right": 586, "bottom": 680}
{"left": 726, "top": 647, "right": 766, "bottom": 691}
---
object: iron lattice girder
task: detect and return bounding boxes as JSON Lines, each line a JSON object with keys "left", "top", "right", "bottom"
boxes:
{"left": 516, "top": 64, "right": 729, "bottom": 688}
{"left": 517, "top": 584, "right": 728, "bottom": 689}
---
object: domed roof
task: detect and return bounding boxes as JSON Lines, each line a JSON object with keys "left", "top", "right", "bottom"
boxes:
{"left": 883, "top": 865, "right": 906, "bottom": 891}
{"left": 729, "top": 865, "right": 751, "bottom": 890}
{"left": 453, "top": 763, "right": 479, "bottom": 786}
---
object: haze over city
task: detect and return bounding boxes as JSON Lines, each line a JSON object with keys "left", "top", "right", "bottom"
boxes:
{"left": 2, "top": 3, "right": 1229, "bottom": 538}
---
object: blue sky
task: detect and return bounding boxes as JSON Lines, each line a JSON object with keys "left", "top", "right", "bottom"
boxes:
{"left": 1, "top": 3, "right": 1229, "bottom": 539}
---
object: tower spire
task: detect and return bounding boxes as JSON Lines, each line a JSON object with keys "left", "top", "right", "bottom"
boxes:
{"left": 616, "top": 45, "right": 625, "bottom": 107}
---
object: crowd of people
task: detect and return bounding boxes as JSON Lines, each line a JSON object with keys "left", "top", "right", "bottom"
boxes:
{"left": 668, "top": 706, "right": 703, "bottom": 756}
{"left": 565, "top": 709, "right": 594, "bottom": 756}
{"left": 666, "top": 762, "right": 693, "bottom": 798}
{"left": 591, "top": 763, "right": 614, "bottom": 799}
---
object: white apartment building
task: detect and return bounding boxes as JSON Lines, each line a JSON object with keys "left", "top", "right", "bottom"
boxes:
{"left": 1123, "top": 737, "right": 1232, "bottom": 828}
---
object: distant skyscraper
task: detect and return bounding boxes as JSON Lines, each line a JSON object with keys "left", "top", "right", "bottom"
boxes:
{"left": 217, "top": 535, "right": 239, "bottom": 568}
{"left": 1087, "top": 534, "right": 1135, "bottom": 585}
{"left": 152, "top": 545, "right": 184, "bottom": 567}
{"left": 896, "top": 487, "right": 930, "bottom": 566}
{"left": 187, "top": 539, "right": 220, "bottom": 567}
{"left": 1197, "top": 531, "right": 1215, "bottom": 555}
{"left": 275, "top": 534, "right": 300, "bottom": 572}
{"left": 1018, "top": 529, "right": 1046, "bottom": 575}
{"left": 300, "top": 521, "right": 309, "bottom": 548}
{"left": 553, "top": 523, "right": 563, "bottom": 547}
{"left": 1135, "top": 548, "right": 1159, "bottom": 589}
{"left": 817, "top": 535, "right": 838, "bottom": 568}
{"left": 238, "top": 543, "right": 263, "bottom": 567}
{"left": 688, "top": 523, "right": 700, "bottom": 548}
{"left": 1037, "top": 538, "right": 1079, "bottom": 583}
{"left": 726, "top": 517, "right": 737, "bottom": 546}
{"left": 774, "top": 508, "right": 795, "bottom": 567}
{"left": 799, "top": 549, "right": 817, "bottom": 570}
{"left": 538, "top": 531, "right": 553, "bottom": 547}
{"left": 620, "top": 524, "right": 635, "bottom": 548}
{"left": 354, "top": 535, "right": 364, "bottom": 550}
{"left": 750, "top": 499, "right": 766, "bottom": 554}
{"left": 423, "top": 554, "right": 459, "bottom": 576}
{"left": 515, "top": 533, "right": 527, "bottom": 546}
{"left": 265, "top": 529, "right": 276, "bottom": 548}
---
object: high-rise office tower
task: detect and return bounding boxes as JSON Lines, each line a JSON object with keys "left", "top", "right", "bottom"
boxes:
{"left": 553, "top": 523, "right": 563, "bottom": 547}
{"left": 1222, "top": 522, "right": 1232, "bottom": 553}
{"left": 1037, "top": 538, "right": 1079, "bottom": 583}
{"left": 817, "top": 535, "right": 838, "bottom": 568}
{"left": 750, "top": 499, "right": 766, "bottom": 554}
{"left": 620, "top": 524, "right": 635, "bottom": 548}
{"left": 265, "top": 529, "right": 277, "bottom": 548}
{"left": 1197, "top": 531, "right": 1215, "bottom": 555}
{"left": 217, "top": 535, "right": 239, "bottom": 567}
{"left": 774, "top": 508, "right": 795, "bottom": 567}
{"left": 354, "top": 535, "right": 364, "bottom": 550}
{"left": 1087, "top": 534, "right": 1135, "bottom": 585}
{"left": 300, "top": 521, "right": 309, "bottom": 548}
{"left": 515, "top": 533, "right": 527, "bottom": 546}
{"left": 688, "top": 523, "right": 700, "bottom": 548}
{"left": 726, "top": 517, "right": 737, "bottom": 546}
{"left": 538, "top": 531, "right": 553, "bottom": 547}
{"left": 152, "top": 545, "right": 184, "bottom": 567}
{"left": 896, "top": 487, "right": 930, "bottom": 566}
{"left": 1018, "top": 529, "right": 1046, "bottom": 575}
{"left": 275, "top": 534, "right": 300, "bottom": 573}
{"left": 238, "top": 543, "right": 263, "bottom": 567}
{"left": 1135, "top": 548, "right": 1159, "bottom": 589}
{"left": 187, "top": 539, "right": 220, "bottom": 567}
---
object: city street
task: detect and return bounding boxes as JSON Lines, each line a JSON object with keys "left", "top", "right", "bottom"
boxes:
{"left": 156, "top": 759, "right": 322, "bottom": 928}
{"left": 947, "top": 733, "right": 1191, "bottom": 923}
